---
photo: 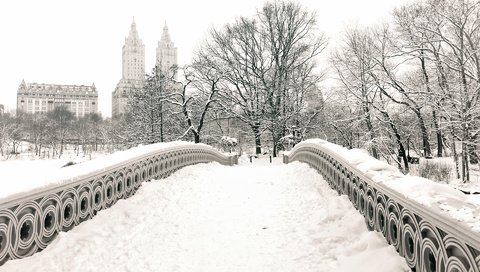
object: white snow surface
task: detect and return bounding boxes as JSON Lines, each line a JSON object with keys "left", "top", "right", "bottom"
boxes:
{"left": 300, "top": 139, "right": 480, "bottom": 233}
{"left": 0, "top": 141, "right": 202, "bottom": 202}
{"left": 0, "top": 160, "right": 408, "bottom": 272}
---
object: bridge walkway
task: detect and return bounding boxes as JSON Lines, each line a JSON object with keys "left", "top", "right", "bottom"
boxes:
{"left": 0, "top": 158, "right": 407, "bottom": 272}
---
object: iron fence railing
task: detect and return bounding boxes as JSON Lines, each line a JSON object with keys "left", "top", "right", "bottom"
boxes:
{"left": 0, "top": 143, "right": 237, "bottom": 265}
{"left": 284, "top": 142, "right": 480, "bottom": 272}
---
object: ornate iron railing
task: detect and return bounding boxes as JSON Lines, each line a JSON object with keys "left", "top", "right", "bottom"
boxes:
{"left": 284, "top": 142, "right": 480, "bottom": 272}
{"left": 0, "top": 143, "right": 237, "bottom": 265}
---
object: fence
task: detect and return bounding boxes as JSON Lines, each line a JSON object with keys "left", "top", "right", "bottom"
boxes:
{"left": 0, "top": 143, "right": 237, "bottom": 265}
{"left": 284, "top": 142, "right": 480, "bottom": 272}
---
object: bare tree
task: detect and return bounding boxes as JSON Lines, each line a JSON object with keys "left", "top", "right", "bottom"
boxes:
{"left": 394, "top": 4, "right": 445, "bottom": 157}
{"left": 0, "top": 113, "right": 23, "bottom": 158}
{"left": 24, "top": 113, "right": 49, "bottom": 156}
{"left": 365, "top": 24, "right": 433, "bottom": 158}
{"left": 331, "top": 27, "right": 380, "bottom": 159}
{"left": 124, "top": 65, "right": 175, "bottom": 145}
{"left": 202, "top": 16, "right": 268, "bottom": 154}
{"left": 328, "top": 0, "right": 480, "bottom": 181}
{"left": 200, "top": 0, "right": 327, "bottom": 156}
{"left": 169, "top": 60, "right": 221, "bottom": 143}
{"left": 47, "top": 106, "right": 74, "bottom": 157}
{"left": 396, "top": 0, "right": 480, "bottom": 181}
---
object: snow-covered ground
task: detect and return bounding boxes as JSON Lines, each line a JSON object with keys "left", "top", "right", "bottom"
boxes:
{"left": 0, "top": 159, "right": 408, "bottom": 272}
{"left": 0, "top": 150, "right": 109, "bottom": 201}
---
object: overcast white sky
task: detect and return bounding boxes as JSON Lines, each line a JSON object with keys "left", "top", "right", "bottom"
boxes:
{"left": 0, "top": 0, "right": 410, "bottom": 117}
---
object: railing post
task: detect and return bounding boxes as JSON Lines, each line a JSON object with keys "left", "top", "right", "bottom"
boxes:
{"left": 229, "top": 154, "right": 238, "bottom": 166}
{"left": 283, "top": 154, "right": 289, "bottom": 164}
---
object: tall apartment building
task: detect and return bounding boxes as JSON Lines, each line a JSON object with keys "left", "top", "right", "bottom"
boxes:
{"left": 112, "top": 20, "right": 178, "bottom": 117}
{"left": 16, "top": 80, "right": 98, "bottom": 118}
{"left": 112, "top": 19, "right": 145, "bottom": 117}
{"left": 156, "top": 23, "right": 178, "bottom": 78}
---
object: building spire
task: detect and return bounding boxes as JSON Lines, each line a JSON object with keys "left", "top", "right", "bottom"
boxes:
{"left": 126, "top": 17, "right": 141, "bottom": 46}
{"left": 132, "top": 16, "right": 137, "bottom": 27}
{"left": 161, "top": 21, "right": 171, "bottom": 44}
{"left": 156, "top": 21, "right": 177, "bottom": 78}
{"left": 130, "top": 18, "right": 137, "bottom": 33}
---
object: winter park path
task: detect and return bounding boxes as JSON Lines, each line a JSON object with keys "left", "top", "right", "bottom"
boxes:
{"left": 0, "top": 158, "right": 408, "bottom": 272}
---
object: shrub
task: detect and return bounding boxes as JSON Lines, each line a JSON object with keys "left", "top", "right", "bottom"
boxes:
{"left": 416, "top": 160, "right": 452, "bottom": 183}
{"left": 62, "top": 161, "right": 76, "bottom": 168}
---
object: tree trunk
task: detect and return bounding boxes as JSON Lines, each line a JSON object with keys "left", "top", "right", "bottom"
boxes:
{"left": 252, "top": 125, "right": 262, "bottom": 155}
{"left": 272, "top": 132, "right": 279, "bottom": 158}
{"left": 272, "top": 141, "right": 278, "bottom": 157}
{"left": 418, "top": 49, "right": 433, "bottom": 157}
{"left": 467, "top": 134, "right": 479, "bottom": 164}
{"left": 380, "top": 109, "right": 409, "bottom": 172}
{"left": 194, "top": 133, "right": 200, "bottom": 144}
{"left": 34, "top": 140, "right": 39, "bottom": 156}
{"left": 150, "top": 118, "right": 155, "bottom": 144}
{"left": 413, "top": 109, "right": 431, "bottom": 157}
{"left": 76, "top": 138, "right": 80, "bottom": 156}
{"left": 450, "top": 127, "right": 461, "bottom": 179}
{"left": 363, "top": 102, "right": 379, "bottom": 159}
{"left": 60, "top": 138, "right": 64, "bottom": 157}
{"left": 462, "top": 141, "right": 470, "bottom": 182}
{"left": 399, "top": 144, "right": 409, "bottom": 173}
{"left": 432, "top": 109, "right": 443, "bottom": 157}
{"left": 95, "top": 135, "right": 98, "bottom": 152}
{"left": 160, "top": 102, "right": 164, "bottom": 143}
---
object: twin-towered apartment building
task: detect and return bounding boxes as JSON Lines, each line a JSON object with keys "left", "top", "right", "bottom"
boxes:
{"left": 16, "top": 19, "right": 177, "bottom": 118}
{"left": 111, "top": 20, "right": 177, "bottom": 117}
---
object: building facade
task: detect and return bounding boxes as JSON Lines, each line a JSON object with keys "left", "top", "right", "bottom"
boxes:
{"left": 156, "top": 23, "right": 178, "bottom": 78}
{"left": 112, "top": 19, "right": 145, "bottom": 117}
{"left": 17, "top": 80, "right": 98, "bottom": 117}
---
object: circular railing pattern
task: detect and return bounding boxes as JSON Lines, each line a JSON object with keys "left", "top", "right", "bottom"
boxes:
{"left": 284, "top": 143, "right": 480, "bottom": 272}
{"left": 0, "top": 144, "right": 237, "bottom": 265}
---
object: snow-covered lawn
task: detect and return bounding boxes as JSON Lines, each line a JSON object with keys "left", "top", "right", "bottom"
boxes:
{"left": 0, "top": 152, "right": 108, "bottom": 200}
{"left": 0, "top": 160, "right": 408, "bottom": 272}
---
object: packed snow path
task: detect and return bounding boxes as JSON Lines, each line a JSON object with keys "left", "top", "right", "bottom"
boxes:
{"left": 1, "top": 159, "right": 408, "bottom": 272}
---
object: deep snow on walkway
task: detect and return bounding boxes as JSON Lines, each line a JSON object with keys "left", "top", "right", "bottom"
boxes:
{"left": 1, "top": 159, "right": 408, "bottom": 272}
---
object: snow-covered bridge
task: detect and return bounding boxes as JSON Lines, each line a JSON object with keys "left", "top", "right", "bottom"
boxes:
{"left": 0, "top": 141, "right": 479, "bottom": 272}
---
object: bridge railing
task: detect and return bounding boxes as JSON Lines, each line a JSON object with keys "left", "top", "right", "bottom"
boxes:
{"left": 0, "top": 142, "right": 237, "bottom": 265}
{"left": 284, "top": 140, "right": 480, "bottom": 272}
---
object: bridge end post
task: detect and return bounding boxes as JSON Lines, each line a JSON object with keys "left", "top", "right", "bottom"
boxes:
{"left": 230, "top": 154, "right": 239, "bottom": 165}
{"left": 283, "top": 154, "right": 289, "bottom": 164}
